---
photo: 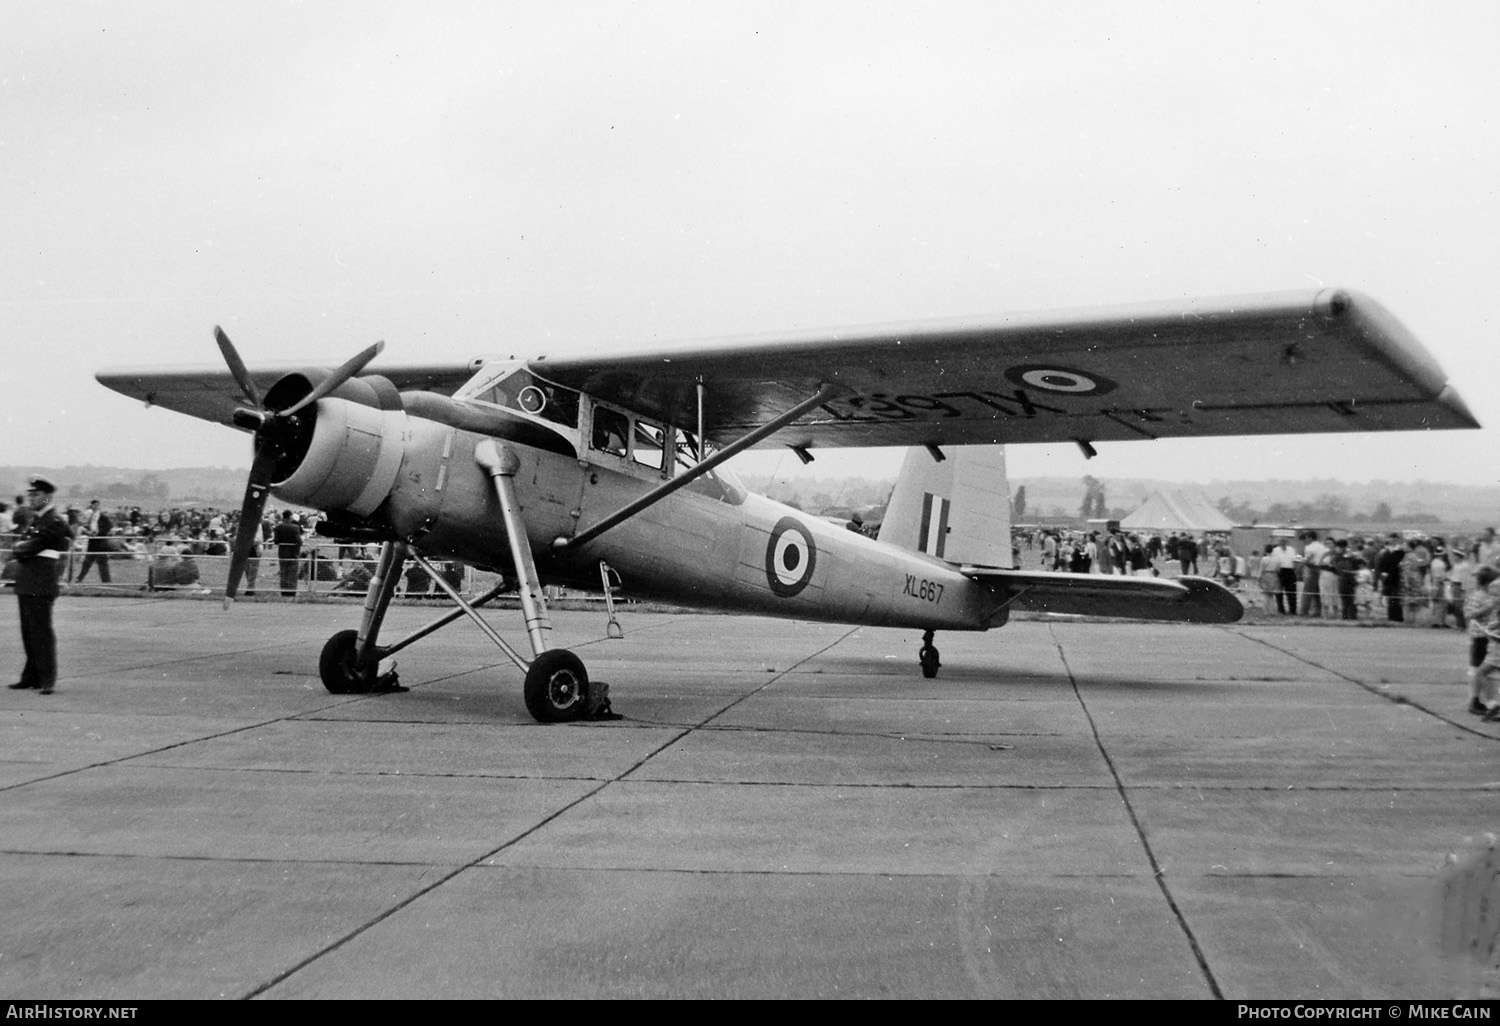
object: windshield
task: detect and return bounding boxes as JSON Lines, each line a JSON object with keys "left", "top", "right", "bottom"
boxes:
{"left": 458, "top": 364, "right": 580, "bottom": 429}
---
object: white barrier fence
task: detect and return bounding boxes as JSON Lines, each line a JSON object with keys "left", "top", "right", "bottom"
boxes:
{"left": 0, "top": 534, "right": 1428, "bottom": 622}
{"left": 0, "top": 534, "right": 510, "bottom": 600}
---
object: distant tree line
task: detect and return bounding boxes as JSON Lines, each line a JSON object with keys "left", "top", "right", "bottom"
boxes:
{"left": 1214, "top": 493, "right": 1435, "bottom": 525}
{"left": 1046, "top": 476, "right": 1440, "bottom": 527}
{"left": 754, "top": 477, "right": 893, "bottom": 514}
{"left": 63, "top": 473, "right": 170, "bottom": 503}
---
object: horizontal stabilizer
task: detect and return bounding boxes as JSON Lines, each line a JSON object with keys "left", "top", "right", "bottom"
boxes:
{"left": 966, "top": 568, "right": 1243, "bottom": 624}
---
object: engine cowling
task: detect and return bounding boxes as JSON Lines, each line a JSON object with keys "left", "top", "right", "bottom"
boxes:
{"left": 263, "top": 370, "right": 402, "bottom": 416}
{"left": 272, "top": 397, "right": 408, "bottom": 517}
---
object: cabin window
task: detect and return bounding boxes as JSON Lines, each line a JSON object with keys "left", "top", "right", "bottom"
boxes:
{"left": 632, "top": 421, "right": 666, "bottom": 472}
{"left": 591, "top": 407, "right": 629, "bottom": 457}
{"left": 675, "top": 428, "right": 702, "bottom": 469}
{"left": 667, "top": 427, "right": 746, "bottom": 504}
{"left": 582, "top": 405, "right": 741, "bottom": 502}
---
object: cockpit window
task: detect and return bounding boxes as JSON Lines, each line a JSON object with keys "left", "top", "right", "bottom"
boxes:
{"left": 466, "top": 368, "right": 580, "bottom": 429}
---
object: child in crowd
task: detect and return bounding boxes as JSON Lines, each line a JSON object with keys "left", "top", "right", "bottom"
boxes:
{"left": 1464, "top": 565, "right": 1500, "bottom": 717}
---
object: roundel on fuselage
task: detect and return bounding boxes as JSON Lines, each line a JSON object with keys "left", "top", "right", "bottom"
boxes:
{"left": 765, "top": 516, "right": 817, "bottom": 597}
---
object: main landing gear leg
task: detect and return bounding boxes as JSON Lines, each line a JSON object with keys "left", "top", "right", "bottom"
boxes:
{"left": 475, "top": 439, "right": 612, "bottom": 723}
{"left": 919, "top": 629, "right": 941, "bottom": 679}
{"left": 319, "top": 540, "right": 408, "bottom": 694}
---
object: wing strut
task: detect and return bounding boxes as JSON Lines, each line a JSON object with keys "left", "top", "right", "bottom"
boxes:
{"left": 370, "top": 578, "right": 516, "bottom": 660}
{"left": 552, "top": 383, "right": 837, "bottom": 553}
{"left": 407, "top": 549, "right": 532, "bottom": 673}
{"left": 696, "top": 377, "right": 706, "bottom": 460}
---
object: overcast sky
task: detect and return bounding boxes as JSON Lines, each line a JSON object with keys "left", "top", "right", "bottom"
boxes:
{"left": 3, "top": 1, "right": 1497, "bottom": 490}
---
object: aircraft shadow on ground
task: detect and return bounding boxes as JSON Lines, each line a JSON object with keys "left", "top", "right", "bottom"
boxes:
{"left": 793, "top": 656, "right": 1235, "bottom": 695}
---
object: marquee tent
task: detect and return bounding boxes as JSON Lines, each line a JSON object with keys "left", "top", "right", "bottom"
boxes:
{"left": 1119, "top": 491, "right": 1237, "bottom": 533}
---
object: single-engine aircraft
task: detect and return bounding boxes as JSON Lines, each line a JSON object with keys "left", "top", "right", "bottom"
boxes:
{"left": 96, "top": 289, "right": 1477, "bottom": 722}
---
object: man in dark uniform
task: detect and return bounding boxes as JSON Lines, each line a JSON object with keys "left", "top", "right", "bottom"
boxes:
{"left": 1376, "top": 533, "right": 1408, "bottom": 622}
{"left": 1177, "top": 535, "right": 1199, "bottom": 576}
{"left": 1326, "top": 538, "right": 1362, "bottom": 621}
{"left": 8, "top": 476, "right": 74, "bottom": 694}
{"left": 273, "top": 510, "right": 304, "bottom": 598}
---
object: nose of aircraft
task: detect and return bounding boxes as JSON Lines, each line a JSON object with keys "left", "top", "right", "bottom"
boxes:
{"left": 213, "top": 326, "right": 387, "bottom": 606}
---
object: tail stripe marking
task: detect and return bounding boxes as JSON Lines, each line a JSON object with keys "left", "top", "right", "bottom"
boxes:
{"left": 919, "top": 493, "right": 949, "bottom": 558}
{"left": 934, "top": 495, "right": 949, "bottom": 559}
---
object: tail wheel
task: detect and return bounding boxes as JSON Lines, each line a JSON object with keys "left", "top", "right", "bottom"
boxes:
{"left": 319, "top": 629, "right": 376, "bottom": 694}
{"left": 919, "top": 644, "right": 941, "bottom": 679}
{"left": 524, "top": 649, "right": 590, "bottom": 723}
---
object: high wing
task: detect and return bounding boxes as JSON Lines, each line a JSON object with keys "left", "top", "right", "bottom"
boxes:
{"left": 95, "top": 289, "right": 1475, "bottom": 446}
{"left": 94, "top": 361, "right": 478, "bottom": 429}
{"left": 531, "top": 289, "right": 1478, "bottom": 448}
{"left": 967, "top": 568, "right": 1244, "bottom": 624}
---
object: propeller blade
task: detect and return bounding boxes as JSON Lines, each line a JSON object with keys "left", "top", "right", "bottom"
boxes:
{"left": 278, "top": 340, "right": 385, "bottom": 418}
{"left": 214, "top": 326, "right": 263, "bottom": 409}
{"left": 222, "top": 443, "right": 278, "bottom": 609}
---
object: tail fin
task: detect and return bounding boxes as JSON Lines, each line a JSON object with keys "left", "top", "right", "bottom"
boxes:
{"left": 877, "top": 446, "right": 1013, "bottom": 568}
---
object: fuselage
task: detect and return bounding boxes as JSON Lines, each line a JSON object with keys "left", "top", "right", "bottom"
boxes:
{"left": 252, "top": 333, "right": 1014, "bottom": 638}
{"left": 386, "top": 422, "right": 1002, "bottom": 632}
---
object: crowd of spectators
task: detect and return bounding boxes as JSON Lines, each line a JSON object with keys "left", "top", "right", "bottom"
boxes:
{"left": 1249, "top": 529, "right": 1498, "bottom": 627}
{"left": 0, "top": 498, "right": 457, "bottom": 596}
{"left": 1022, "top": 528, "right": 1235, "bottom": 581}
{"left": 1018, "top": 525, "right": 1500, "bottom": 626}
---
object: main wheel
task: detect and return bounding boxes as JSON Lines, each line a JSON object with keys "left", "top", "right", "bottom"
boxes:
{"left": 919, "top": 644, "right": 941, "bottom": 679}
{"left": 319, "top": 629, "right": 376, "bottom": 694}
{"left": 524, "top": 649, "right": 590, "bottom": 723}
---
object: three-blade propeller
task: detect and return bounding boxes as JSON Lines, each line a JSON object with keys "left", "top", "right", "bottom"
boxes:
{"left": 215, "top": 326, "right": 384, "bottom": 608}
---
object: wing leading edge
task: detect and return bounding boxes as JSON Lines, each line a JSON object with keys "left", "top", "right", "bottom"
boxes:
{"left": 967, "top": 568, "right": 1245, "bottom": 624}
{"left": 531, "top": 288, "right": 1477, "bottom": 449}
{"left": 95, "top": 362, "right": 479, "bottom": 430}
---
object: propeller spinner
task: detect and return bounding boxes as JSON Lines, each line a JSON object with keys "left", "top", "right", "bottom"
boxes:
{"left": 215, "top": 327, "right": 384, "bottom": 608}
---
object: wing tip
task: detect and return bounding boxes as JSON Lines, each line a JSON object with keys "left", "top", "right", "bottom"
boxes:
{"left": 1436, "top": 384, "right": 1482, "bottom": 430}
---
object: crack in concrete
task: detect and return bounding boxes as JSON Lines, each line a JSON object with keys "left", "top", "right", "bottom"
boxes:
{"left": 1049, "top": 622, "right": 1226, "bottom": 1000}
{"left": 1232, "top": 628, "right": 1500, "bottom": 742}
{"left": 246, "top": 629, "right": 862, "bottom": 998}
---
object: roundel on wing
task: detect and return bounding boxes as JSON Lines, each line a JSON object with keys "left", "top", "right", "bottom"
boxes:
{"left": 765, "top": 516, "right": 817, "bottom": 597}
{"left": 1002, "top": 364, "right": 1118, "bottom": 397}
